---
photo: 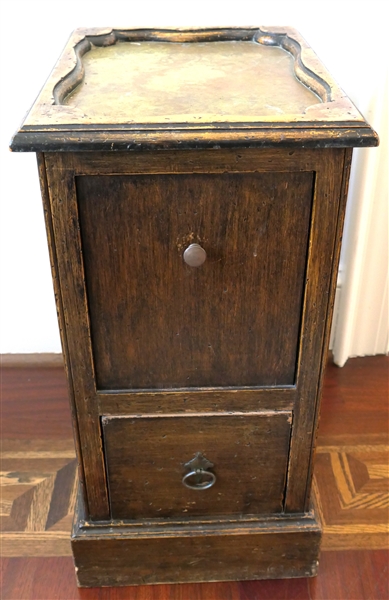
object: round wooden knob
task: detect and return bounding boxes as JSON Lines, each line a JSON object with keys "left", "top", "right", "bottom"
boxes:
{"left": 183, "top": 243, "right": 207, "bottom": 267}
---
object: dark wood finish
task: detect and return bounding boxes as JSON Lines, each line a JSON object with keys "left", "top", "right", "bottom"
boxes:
{"left": 103, "top": 412, "right": 292, "bottom": 519}
{"left": 42, "top": 146, "right": 348, "bottom": 520}
{"left": 36, "top": 154, "right": 89, "bottom": 517}
{"left": 284, "top": 148, "right": 350, "bottom": 513}
{"left": 302, "top": 148, "right": 354, "bottom": 510}
{"left": 72, "top": 488, "right": 321, "bottom": 587}
{"left": 276, "top": 148, "right": 344, "bottom": 513}
{"left": 42, "top": 153, "right": 109, "bottom": 521}
{"left": 8, "top": 26, "right": 379, "bottom": 587}
{"left": 77, "top": 170, "right": 313, "bottom": 389}
{"left": 97, "top": 388, "right": 295, "bottom": 415}
{"left": 56, "top": 145, "right": 346, "bottom": 174}
{"left": 42, "top": 144, "right": 356, "bottom": 578}
{"left": 11, "top": 127, "right": 378, "bottom": 153}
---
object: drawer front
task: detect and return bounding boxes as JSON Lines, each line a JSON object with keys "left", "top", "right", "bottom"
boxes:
{"left": 102, "top": 412, "right": 292, "bottom": 519}
{"left": 77, "top": 171, "right": 313, "bottom": 391}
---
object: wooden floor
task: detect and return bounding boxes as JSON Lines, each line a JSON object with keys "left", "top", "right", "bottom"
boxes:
{"left": 1, "top": 356, "right": 388, "bottom": 599}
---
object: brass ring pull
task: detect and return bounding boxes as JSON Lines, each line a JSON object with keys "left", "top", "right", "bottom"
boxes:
{"left": 182, "top": 452, "right": 216, "bottom": 490}
{"left": 182, "top": 469, "right": 216, "bottom": 490}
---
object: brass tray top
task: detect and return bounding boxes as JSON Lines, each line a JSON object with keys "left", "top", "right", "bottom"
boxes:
{"left": 63, "top": 41, "right": 320, "bottom": 123}
{"left": 11, "top": 27, "right": 378, "bottom": 151}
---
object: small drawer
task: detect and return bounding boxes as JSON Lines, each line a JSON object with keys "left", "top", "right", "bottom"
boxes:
{"left": 102, "top": 412, "right": 292, "bottom": 520}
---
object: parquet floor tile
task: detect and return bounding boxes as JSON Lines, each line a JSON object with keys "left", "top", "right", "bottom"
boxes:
{"left": 2, "top": 439, "right": 387, "bottom": 556}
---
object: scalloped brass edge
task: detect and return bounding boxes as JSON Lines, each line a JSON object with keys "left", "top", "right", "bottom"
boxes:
{"left": 253, "top": 30, "right": 331, "bottom": 103}
{"left": 52, "top": 26, "right": 331, "bottom": 107}
{"left": 52, "top": 38, "right": 91, "bottom": 105}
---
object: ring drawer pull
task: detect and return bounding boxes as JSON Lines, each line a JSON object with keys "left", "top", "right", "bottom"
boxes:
{"left": 182, "top": 452, "right": 216, "bottom": 490}
{"left": 183, "top": 243, "right": 207, "bottom": 267}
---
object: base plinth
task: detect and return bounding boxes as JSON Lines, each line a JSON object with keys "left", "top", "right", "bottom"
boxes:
{"left": 71, "top": 490, "right": 322, "bottom": 587}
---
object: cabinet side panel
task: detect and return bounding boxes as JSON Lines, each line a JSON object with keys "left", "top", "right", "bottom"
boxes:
{"left": 303, "top": 148, "right": 353, "bottom": 507}
{"left": 285, "top": 148, "right": 347, "bottom": 512}
{"left": 44, "top": 153, "right": 110, "bottom": 520}
{"left": 37, "top": 153, "right": 88, "bottom": 513}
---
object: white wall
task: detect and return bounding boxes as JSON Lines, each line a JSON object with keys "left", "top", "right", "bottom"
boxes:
{"left": 0, "top": 0, "right": 387, "bottom": 355}
{"left": 331, "top": 71, "right": 388, "bottom": 365}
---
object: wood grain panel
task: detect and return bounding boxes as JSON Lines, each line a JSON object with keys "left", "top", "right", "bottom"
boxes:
{"left": 97, "top": 387, "right": 295, "bottom": 415}
{"left": 72, "top": 147, "right": 338, "bottom": 176}
{"left": 77, "top": 171, "right": 313, "bottom": 390}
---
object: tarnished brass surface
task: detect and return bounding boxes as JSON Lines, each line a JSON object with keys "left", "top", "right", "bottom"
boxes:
{"left": 65, "top": 41, "right": 320, "bottom": 122}
{"left": 10, "top": 27, "right": 378, "bottom": 151}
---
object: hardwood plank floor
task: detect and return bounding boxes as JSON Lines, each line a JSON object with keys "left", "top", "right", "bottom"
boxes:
{"left": 1, "top": 356, "right": 388, "bottom": 599}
